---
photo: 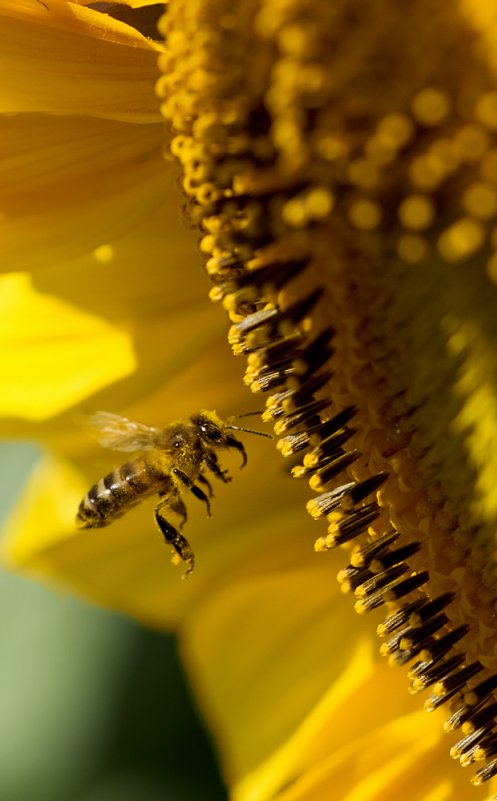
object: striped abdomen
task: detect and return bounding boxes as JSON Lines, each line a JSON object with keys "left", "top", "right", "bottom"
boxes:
{"left": 76, "top": 458, "right": 168, "bottom": 529}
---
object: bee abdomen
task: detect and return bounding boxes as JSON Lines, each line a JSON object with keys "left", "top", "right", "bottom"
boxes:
{"left": 76, "top": 460, "right": 160, "bottom": 529}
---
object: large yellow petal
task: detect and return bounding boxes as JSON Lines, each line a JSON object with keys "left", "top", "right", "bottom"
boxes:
{"left": 181, "top": 592, "right": 494, "bottom": 801}
{"left": 0, "top": 0, "right": 161, "bottom": 121}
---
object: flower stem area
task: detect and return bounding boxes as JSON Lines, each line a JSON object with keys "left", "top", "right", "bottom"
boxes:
{"left": 0, "top": 445, "right": 225, "bottom": 801}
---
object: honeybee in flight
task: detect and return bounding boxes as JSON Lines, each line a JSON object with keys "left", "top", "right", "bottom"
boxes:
{"left": 76, "top": 410, "right": 270, "bottom": 577}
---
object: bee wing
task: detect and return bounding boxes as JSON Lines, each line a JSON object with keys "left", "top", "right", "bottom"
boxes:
{"left": 87, "top": 411, "right": 161, "bottom": 452}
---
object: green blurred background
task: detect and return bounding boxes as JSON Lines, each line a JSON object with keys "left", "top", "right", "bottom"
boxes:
{"left": 0, "top": 444, "right": 226, "bottom": 801}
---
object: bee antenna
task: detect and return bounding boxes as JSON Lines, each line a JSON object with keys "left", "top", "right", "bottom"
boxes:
{"left": 226, "top": 411, "right": 265, "bottom": 423}
{"left": 226, "top": 424, "right": 273, "bottom": 440}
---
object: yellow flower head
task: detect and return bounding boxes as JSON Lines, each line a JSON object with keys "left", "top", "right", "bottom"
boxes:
{"left": 3, "top": 1, "right": 497, "bottom": 800}
{"left": 159, "top": 0, "right": 497, "bottom": 795}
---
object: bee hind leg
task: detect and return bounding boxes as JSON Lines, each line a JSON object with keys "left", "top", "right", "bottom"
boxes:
{"left": 154, "top": 499, "right": 194, "bottom": 579}
{"left": 158, "top": 486, "right": 188, "bottom": 529}
{"left": 173, "top": 468, "right": 212, "bottom": 516}
{"left": 198, "top": 474, "right": 214, "bottom": 497}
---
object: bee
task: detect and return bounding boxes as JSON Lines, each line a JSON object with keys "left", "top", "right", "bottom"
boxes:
{"left": 76, "top": 410, "right": 270, "bottom": 577}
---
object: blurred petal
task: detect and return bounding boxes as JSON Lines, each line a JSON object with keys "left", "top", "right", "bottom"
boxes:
{"left": 0, "top": 193, "right": 219, "bottom": 428}
{"left": 0, "top": 272, "right": 136, "bottom": 419}
{"left": 1, "top": 437, "right": 311, "bottom": 627}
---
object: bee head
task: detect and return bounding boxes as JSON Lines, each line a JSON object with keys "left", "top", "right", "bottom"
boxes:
{"left": 191, "top": 410, "right": 271, "bottom": 468}
{"left": 190, "top": 410, "right": 246, "bottom": 466}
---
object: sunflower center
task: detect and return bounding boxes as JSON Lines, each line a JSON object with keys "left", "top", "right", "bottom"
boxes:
{"left": 159, "top": 0, "right": 497, "bottom": 787}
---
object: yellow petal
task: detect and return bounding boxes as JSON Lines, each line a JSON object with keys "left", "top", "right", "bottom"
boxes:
{"left": 180, "top": 578, "right": 486, "bottom": 801}
{"left": 0, "top": 114, "right": 166, "bottom": 270}
{"left": 0, "top": 193, "right": 227, "bottom": 431}
{"left": 0, "top": 0, "right": 161, "bottom": 121}
{"left": 264, "top": 710, "right": 484, "bottom": 801}
{"left": 0, "top": 272, "right": 136, "bottom": 420}
{"left": 183, "top": 595, "right": 493, "bottom": 801}
{"left": 1, "top": 454, "right": 86, "bottom": 559}
{"left": 73, "top": 1, "right": 160, "bottom": 7}
{"left": 180, "top": 576, "right": 373, "bottom": 787}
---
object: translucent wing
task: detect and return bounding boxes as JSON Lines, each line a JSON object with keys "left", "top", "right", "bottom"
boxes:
{"left": 87, "top": 411, "right": 161, "bottom": 452}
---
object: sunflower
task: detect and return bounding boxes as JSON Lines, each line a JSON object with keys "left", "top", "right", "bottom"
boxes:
{"left": 2, "top": 1, "right": 497, "bottom": 799}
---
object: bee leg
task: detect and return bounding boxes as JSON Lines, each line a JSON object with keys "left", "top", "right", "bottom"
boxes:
{"left": 198, "top": 474, "right": 214, "bottom": 498}
{"left": 173, "top": 468, "right": 212, "bottom": 516}
{"left": 204, "top": 450, "right": 232, "bottom": 483}
{"left": 154, "top": 500, "right": 194, "bottom": 578}
{"left": 158, "top": 490, "right": 188, "bottom": 529}
{"left": 225, "top": 434, "right": 247, "bottom": 468}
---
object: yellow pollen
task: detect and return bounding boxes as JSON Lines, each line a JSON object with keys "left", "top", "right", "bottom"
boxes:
{"left": 348, "top": 198, "right": 382, "bottom": 230}
{"left": 453, "top": 124, "right": 490, "bottom": 162}
{"left": 480, "top": 148, "right": 497, "bottom": 183}
{"left": 476, "top": 91, "right": 497, "bottom": 130}
{"left": 398, "top": 195, "right": 435, "bottom": 230}
{"left": 219, "top": 12, "right": 237, "bottom": 30}
{"left": 314, "top": 135, "right": 349, "bottom": 161}
{"left": 305, "top": 187, "right": 334, "bottom": 218}
{"left": 376, "top": 112, "right": 414, "bottom": 148}
{"left": 200, "top": 235, "right": 217, "bottom": 254}
{"left": 365, "top": 136, "right": 396, "bottom": 167}
{"left": 169, "top": 135, "right": 190, "bottom": 158}
{"left": 300, "top": 64, "right": 328, "bottom": 96}
{"left": 409, "top": 155, "right": 443, "bottom": 191}
{"left": 196, "top": 183, "right": 223, "bottom": 204}
{"left": 411, "top": 87, "right": 451, "bottom": 126}
{"left": 438, "top": 218, "right": 485, "bottom": 262}
{"left": 463, "top": 182, "right": 497, "bottom": 219}
{"left": 429, "top": 138, "right": 460, "bottom": 174}
{"left": 314, "top": 535, "right": 333, "bottom": 552}
{"left": 282, "top": 188, "right": 334, "bottom": 227}
{"left": 348, "top": 158, "right": 380, "bottom": 190}
{"left": 397, "top": 234, "right": 428, "bottom": 264}
{"left": 278, "top": 23, "right": 317, "bottom": 58}
{"left": 486, "top": 252, "right": 497, "bottom": 284}
{"left": 208, "top": 286, "right": 224, "bottom": 302}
